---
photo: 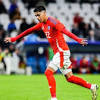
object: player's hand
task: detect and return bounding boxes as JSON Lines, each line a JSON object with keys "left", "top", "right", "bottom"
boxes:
{"left": 80, "top": 38, "right": 88, "bottom": 46}
{"left": 4, "top": 37, "right": 11, "bottom": 43}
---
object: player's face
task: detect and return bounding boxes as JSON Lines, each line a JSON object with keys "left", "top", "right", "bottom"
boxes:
{"left": 34, "top": 11, "right": 46, "bottom": 23}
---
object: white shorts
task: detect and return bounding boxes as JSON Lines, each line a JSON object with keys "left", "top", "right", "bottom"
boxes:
{"left": 48, "top": 50, "right": 72, "bottom": 75}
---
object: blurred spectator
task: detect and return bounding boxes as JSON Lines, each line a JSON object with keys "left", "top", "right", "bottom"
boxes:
{"left": 78, "top": 17, "right": 85, "bottom": 36}
{"left": 88, "top": 30, "right": 96, "bottom": 41}
{"left": 18, "top": 18, "right": 30, "bottom": 43}
{"left": 90, "top": 56, "right": 100, "bottom": 73}
{"left": 22, "top": 0, "right": 38, "bottom": 11}
{"left": 0, "top": 24, "right": 7, "bottom": 48}
{"left": 73, "top": 13, "right": 82, "bottom": 24}
{"left": 0, "top": 0, "right": 7, "bottom": 14}
{"left": 0, "top": 47, "right": 2, "bottom": 62}
{"left": 9, "top": 44, "right": 15, "bottom": 54}
{"left": 72, "top": 23, "right": 81, "bottom": 37}
{"left": 19, "top": 18, "right": 29, "bottom": 33}
{"left": 11, "top": 48, "right": 20, "bottom": 73}
{"left": 70, "top": 56, "right": 78, "bottom": 73}
{"left": 28, "top": 19, "right": 37, "bottom": 28}
{"left": 89, "top": 18, "right": 99, "bottom": 30}
{"left": 98, "top": 5, "right": 100, "bottom": 15}
{"left": 21, "top": 0, "right": 27, "bottom": 4}
{"left": 9, "top": 0, "right": 21, "bottom": 20}
{"left": 65, "top": 0, "right": 77, "bottom": 3}
{"left": 0, "top": 24, "right": 6, "bottom": 40}
{"left": 94, "top": 24, "right": 100, "bottom": 41}
{"left": 83, "top": 23, "right": 90, "bottom": 38}
{"left": 19, "top": 53, "right": 26, "bottom": 69}
{"left": 1, "top": 48, "right": 10, "bottom": 71}
{"left": 7, "top": 19, "right": 17, "bottom": 34}
{"left": 29, "top": 20, "right": 46, "bottom": 39}
{"left": 0, "top": 47, "right": 4, "bottom": 73}
{"left": 79, "top": 56, "right": 90, "bottom": 74}
{"left": 45, "top": 0, "right": 56, "bottom": 5}
{"left": 36, "top": 30, "right": 46, "bottom": 39}
{"left": 20, "top": 19, "right": 44, "bottom": 43}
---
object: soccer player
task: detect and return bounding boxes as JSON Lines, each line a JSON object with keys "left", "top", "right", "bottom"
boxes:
{"left": 4, "top": 6, "right": 98, "bottom": 100}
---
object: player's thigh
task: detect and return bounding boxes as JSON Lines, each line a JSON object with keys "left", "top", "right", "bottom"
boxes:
{"left": 47, "top": 59, "right": 58, "bottom": 73}
{"left": 65, "top": 71, "right": 73, "bottom": 79}
{"left": 46, "top": 52, "right": 61, "bottom": 73}
{"left": 46, "top": 66, "right": 57, "bottom": 73}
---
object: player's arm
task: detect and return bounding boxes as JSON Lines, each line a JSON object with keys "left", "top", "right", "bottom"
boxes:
{"left": 55, "top": 22, "right": 87, "bottom": 46}
{"left": 62, "top": 28, "right": 88, "bottom": 46}
{"left": 4, "top": 23, "right": 42, "bottom": 43}
{"left": 49, "top": 17, "right": 87, "bottom": 46}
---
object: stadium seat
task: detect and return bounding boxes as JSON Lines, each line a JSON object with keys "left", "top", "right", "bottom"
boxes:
{"left": 56, "top": 0, "right": 65, "bottom": 5}
{"left": 17, "top": 0, "right": 25, "bottom": 11}
{"left": 0, "top": 14, "right": 10, "bottom": 30}
{"left": 15, "top": 19, "right": 22, "bottom": 30}
{"left": 93, "top": 3, "right": 99, "bottom": 13}
{"left": 2, "top": 0, "right": 10, "bottom": 10}
{"left": 70, "top": 3, "right": 81, "bottom": 14}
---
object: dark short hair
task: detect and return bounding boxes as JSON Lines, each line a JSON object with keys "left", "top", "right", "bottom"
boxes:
{"left": 34, "top": 6, "right": 46, "bottom": 12}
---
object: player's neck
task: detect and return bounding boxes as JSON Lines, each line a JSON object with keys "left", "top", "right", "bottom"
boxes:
{"left": 43, "top": 16, "right": 48, "bottom": 23}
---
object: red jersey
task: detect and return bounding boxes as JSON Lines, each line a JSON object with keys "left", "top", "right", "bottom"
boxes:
{"left": 11, "top": 16, "right": 82, "bottom": 54}
{"left": 41, "top": 17, "right": 69, "bottom": 54}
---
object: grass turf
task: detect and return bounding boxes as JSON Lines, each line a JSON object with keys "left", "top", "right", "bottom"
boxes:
{"left": 0, "top": 74, "right": 100, "bottom": 100}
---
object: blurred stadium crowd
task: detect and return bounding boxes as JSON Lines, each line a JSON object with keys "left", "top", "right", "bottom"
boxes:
{"left": 0, "top": 0, "right": 100, "bottom": 74}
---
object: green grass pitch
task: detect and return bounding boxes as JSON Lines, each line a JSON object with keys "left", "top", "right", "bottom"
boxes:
{"left": 0, "top": 74, "right": 100, "bottom": 100}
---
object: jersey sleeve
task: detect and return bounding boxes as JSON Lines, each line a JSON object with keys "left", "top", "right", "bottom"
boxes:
{"left": 10, "top": 23, "right": 42, "bottom": 42}
{"left": 48, "top": 17, "right": 82, "bottom": 43}
{"left": 48, "top": 17, "right": 65, "bottom": 31}
{"left": 55, "top": 23, "right": 65, "bottom": 31}
{"left": 62, "top": 28, "right": 83, "bottom": 43}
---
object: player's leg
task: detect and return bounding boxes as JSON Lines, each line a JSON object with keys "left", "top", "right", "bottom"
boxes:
{"left": 64, "top": 67, "right": 98, "bottom": 100}
{"left": 45, "top": 67, "right": 58, "bottom": 100}
{"left": 58, "top": 50, "right": 98, "bottom": 100}
{"left": 45, "top": 52, "right": 61, "bottom": 100}
{"left": 65, "top": 69, "right": 92, "bottom": 89}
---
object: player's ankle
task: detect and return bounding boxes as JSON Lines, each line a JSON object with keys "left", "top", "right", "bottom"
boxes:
{"left": 90, "top": 84, "right": 96, "bottom": 90}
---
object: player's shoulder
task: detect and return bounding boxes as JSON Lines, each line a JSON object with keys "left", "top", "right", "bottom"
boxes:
{"left": 48, "top": 16, "right": 59, "bottom": 25}
{"left": 36, "top": 22, "right": 43, "bottom": 26}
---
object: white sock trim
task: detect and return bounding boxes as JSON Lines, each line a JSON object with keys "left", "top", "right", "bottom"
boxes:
{"left": 51, "top": 97, "right": 57, "bottom": 100}
{"left": 91, "top": 84, "right": 95, "bottom": 90}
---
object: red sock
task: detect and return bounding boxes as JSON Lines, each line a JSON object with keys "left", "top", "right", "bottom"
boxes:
{"left": 45, "top": 69, "right": 56, "bottom": 98}
{"left": 67, "top": 75, "right": 91, "bottom": 89}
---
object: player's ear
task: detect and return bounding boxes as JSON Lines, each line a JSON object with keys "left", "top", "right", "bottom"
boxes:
{"left": 43, "top": 11, "right": 46, "bottom": 14}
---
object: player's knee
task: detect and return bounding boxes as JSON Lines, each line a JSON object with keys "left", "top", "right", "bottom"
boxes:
{"left": 67, "top": 77, "right": 71, "bottom": 82}
{"left": 65, "top": 71, "right": 73, "bottom": 81}
{"left": 66, "top": 75, "right": 74, "bottom": 82}
{"left": 65, "top": 75, "right": 70, "bottom": 82}
{"left": 45, "top": 69, "right": 53, "bottom": 77}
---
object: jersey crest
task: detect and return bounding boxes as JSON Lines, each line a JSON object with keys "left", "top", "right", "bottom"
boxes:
{"left": 48, "top": 26, "right": 50, "bottom": 30}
